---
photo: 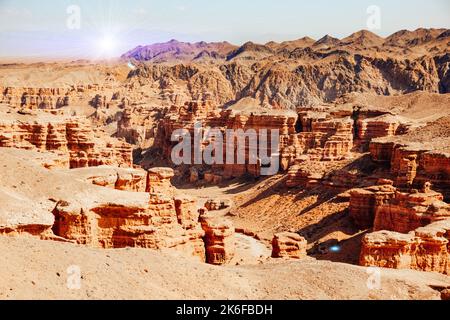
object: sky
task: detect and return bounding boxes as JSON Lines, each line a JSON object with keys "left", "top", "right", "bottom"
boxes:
{"left": 0, "top": 0, "right": 449, "bottom": 60}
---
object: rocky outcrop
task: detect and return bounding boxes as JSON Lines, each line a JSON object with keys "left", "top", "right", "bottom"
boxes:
{"left": 116, "top": 105, "right": 163, "bottom": 147}
{"left": 52, "top": 196, "right": 206, "bottom": 260}
{"left": 360, "top": 185, "right": 450, "bottom": 274}
{"left": 369, "top": 139, "right": 450, "bottom": 199}
{"left": 51, "top": 167, "right": 207, "bottom": 261}
{"left": 146, "top": 167, "right": 175, "bottom": 194}
{"left": 271, "top": 232, "right": 307, "bottom": 259}
{"left": 357, "top": 114, "right": 410, "bottom": 143}
{"left": 122, "top": 40, "right": 237, "bottom": 63}
{"left": 373, "top": 188, "right": 450, "bottom": 233}
{"left": 285, "top": 162, "right": 326, "bottom": 188}
{"left": 124, "top": 30, "right": 450, "bottom": 109}
{"left": 285, "top": 113, "right": 354, "bottom": 164}
{"left": 349, "top": 182, "right": 397, "bottom": 229}
{"left": 0, "top": 85, "right": 108, "bottom": 109}
{"left": 204, "top": 199, "right": 232, "bottom": 211}
{"left": 154, "top": 101, "right": 297, "bottom": 179}
{"left": 70, "top": 166, "right": 147, "bottom": 192}
{"left": 200, "top": 215, "right": 235, "bottom": 265}
{"left": 360, "top": 219, "right": 450, "bottom": 274}
{"left": 0, "top": 87, "right": 69, "bottom": 109}
{"left": 0, "top": 112, "right": 132, "bottom": 169}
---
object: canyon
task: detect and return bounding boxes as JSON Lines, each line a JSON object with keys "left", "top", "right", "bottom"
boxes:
{"left": 0, "top": 27, "right": 449, "bottom": 299}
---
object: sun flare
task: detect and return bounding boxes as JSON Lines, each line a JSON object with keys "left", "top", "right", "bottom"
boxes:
{"left": 97, "top": 34, "right": 118, "bottom": 58}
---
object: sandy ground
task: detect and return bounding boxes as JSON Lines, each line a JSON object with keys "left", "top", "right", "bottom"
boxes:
{"left": 1, "top": 236, "right": 449, "bottom": 300}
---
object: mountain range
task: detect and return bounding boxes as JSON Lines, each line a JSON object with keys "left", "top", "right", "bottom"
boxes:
{"left": 121, "top": 28, "right": 450, "bottom": 109}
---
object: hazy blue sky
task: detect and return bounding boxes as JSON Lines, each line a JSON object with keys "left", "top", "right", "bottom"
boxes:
{"left": 0, "top": 0, "right": 449, "bottom": 59}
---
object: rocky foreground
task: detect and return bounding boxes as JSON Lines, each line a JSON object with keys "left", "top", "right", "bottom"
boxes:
{"left": 1, "top": 236, "right": 449, "bottom": 300}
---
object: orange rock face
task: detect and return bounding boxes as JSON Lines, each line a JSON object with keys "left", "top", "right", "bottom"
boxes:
{"left": 0, "top": 84, "right": 111, "bottom": 110}
{"left": 349, "top": 184, "right": 396, "bottom": 229}
{"left": 1, "top": 86, "right": 70, "bottom": 109}
{"left": 52, "top": 197, "right": 206, "bottom": 260}
{"left": 360, "top": 219, "right": 450, "bottom": 274}
{"left": 271, "top": 232, "right": 307, "bottom": 259}
{"left": 200, "top": 215, "right": 235, "bottom": 265}
{"left": 374, "top": 190, "right": 449, "bottom": 233}
{"left": 70, "top": 166, "right": 147, "bottom": 192}
{"left": 360, "top": 186, "right": 450, "bottom": 274}
{"left": 154, "top": 101, "right": 297, "bottom": 179}
{"left": 0, "top": 113, "right": 132, "bottom": 169}
{"left": 51, "top": 167, "right": 207, "bottom": 261}
{"left": 370, "top": 139, "right": 450, "bottom": 199}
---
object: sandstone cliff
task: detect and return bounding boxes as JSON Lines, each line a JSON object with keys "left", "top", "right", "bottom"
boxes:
{"left": 0, "top": 110, "right": 132, "bottom": 169}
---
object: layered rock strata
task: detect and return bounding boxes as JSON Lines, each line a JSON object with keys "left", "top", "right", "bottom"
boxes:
{"left": 271, "top": 232, "right": 307, "bottom": 259}
{"left": 200, "top": 214, "right": 235, "bottom": 265}
{"left": 360, "top": 219, "right": 450, "bottom": 274}
{"left": 51, "top": 168, "right": 207, "bottom": 260}
{"left": 0, "top": 112, "right": 132, "bottom": 169}
{"left": 360, "top": 185, "right": 450, "bottom": 274}
{"left": 370, "top": 139, "right": 450, "bottom": 199}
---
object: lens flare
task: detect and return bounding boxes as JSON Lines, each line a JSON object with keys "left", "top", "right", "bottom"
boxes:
{"left": 97, "top": 34, "right": 118, "bottom": 58}
{"left": 330, "top": 245, "right": 341, "bottom": 253}
{"left": 127, "top": 61, "right": 136, "bottom": 70}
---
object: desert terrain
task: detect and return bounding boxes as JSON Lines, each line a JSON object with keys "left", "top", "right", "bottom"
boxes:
{"left": 0, "top": 28, "right": 450, "bottom": 300}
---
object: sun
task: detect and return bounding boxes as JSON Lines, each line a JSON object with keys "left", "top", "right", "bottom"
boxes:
{"left": 97, "top": 34, "right": 118, "bottom": 59}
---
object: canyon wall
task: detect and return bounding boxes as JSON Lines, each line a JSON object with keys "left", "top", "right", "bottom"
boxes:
{"left": 271, "top": 232, "right": 307, "bottom": 259}
{"left": 51, "top": 168, "right": 208, "bottom": 260}
{"left": 360, "top": 220, "right": 450, "bottom": 274}
{"left": 370, "top": 139, "right": 450, "bottom": 199}
{"left": 0, "top": 84, "right": 109, "bottom": 109}
{"left": 0, "top": 161, "right": 236, "bottom": 265}
{"left": 154, "top": 100, "right": 298, "bottom": 179}
{"left": 0, "top": 113, "right": 132, "bottom": 169}
{"left": 358, "top": 184, "right": 450, "bottom": 274}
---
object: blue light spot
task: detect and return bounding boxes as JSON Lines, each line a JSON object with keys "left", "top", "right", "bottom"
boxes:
{"left": 330, "top": 245, "right": 341, "bottom": 253}
{"left": 127, "top": 61, "right": 136, "bottom": 70}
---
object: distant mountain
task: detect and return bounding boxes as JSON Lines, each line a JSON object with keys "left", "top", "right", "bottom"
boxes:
{"left": 123, "top": 28, "right": 450, "bottom": 109}
{"left": 123, "top": 28, "right": 450, "bottom": 64}
{"left": 226, "top": 41, "right": 275, "bottom": 61}
{"left": 384, "top": 28, "right": 448, "bottom": 47}
{"left": 313, "top": 35, "right": 341, "bottom": 49}
{"left": 121, "top": 39, "right": 237, "bottom": 62}
{"left": 268, "top": 37, "right": 316, "bottom": 51}
{"left": 340, "top": 30, "right": 384, "bottom": 48}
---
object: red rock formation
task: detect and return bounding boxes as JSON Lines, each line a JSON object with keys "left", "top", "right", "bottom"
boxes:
{"left": 357, "top": 114, "right": 410, "bottom": 143}
{"left": 175, "top": 195, "right": 201, "bottom": 229}
{"left": 349, "top": 183, "right": 397, "bottom": 229}
{"left": 51, "top": 168, "right": 208, "bottom": 261}
{"left": 271, "top": 232, "right": 307, "bottom": 259}
{"left": 374, "top": 189, "right": 449, "bottom": 233}
{"left": 0, "top": 112, "right": 132, "bottom": 169}
{"left": 360, "top": 219, "right": 450, "bottom": 274}
{"left": 200, "top": 214, "right": 235, "bottom": 265}
{"left": 285, "top": 162, "right": 326, "bottom": 188}
{"left": 116, "top": 106, "right": 161, "bottom": 147}
{"left": 0, "top": 87, "right": 70, "bottom": 109}
{"left": 204, "top": 199, "right": 232, "bottom": 211}
{"left": 0, "top": 85, "right": 110, "bottom": 110}
{"left": 146, "top": 167, "right": 175, "bottom": 194}
{"left": 369, "top": 140, "right": 395, "bottom": 163}
{"left": 360, "top": 185, "right": 450, "bottom": 274}
{"left": 369, "top": 139, "right": 450, "bottom": 198}
{"left": 154, "top": 101, "right": 297, "bottom": 179}
{"left": 285, "top": 111, "right": 354, "bottom": 164}
{"left": 70, "top": 166, "right": 147, "bottom": 192}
